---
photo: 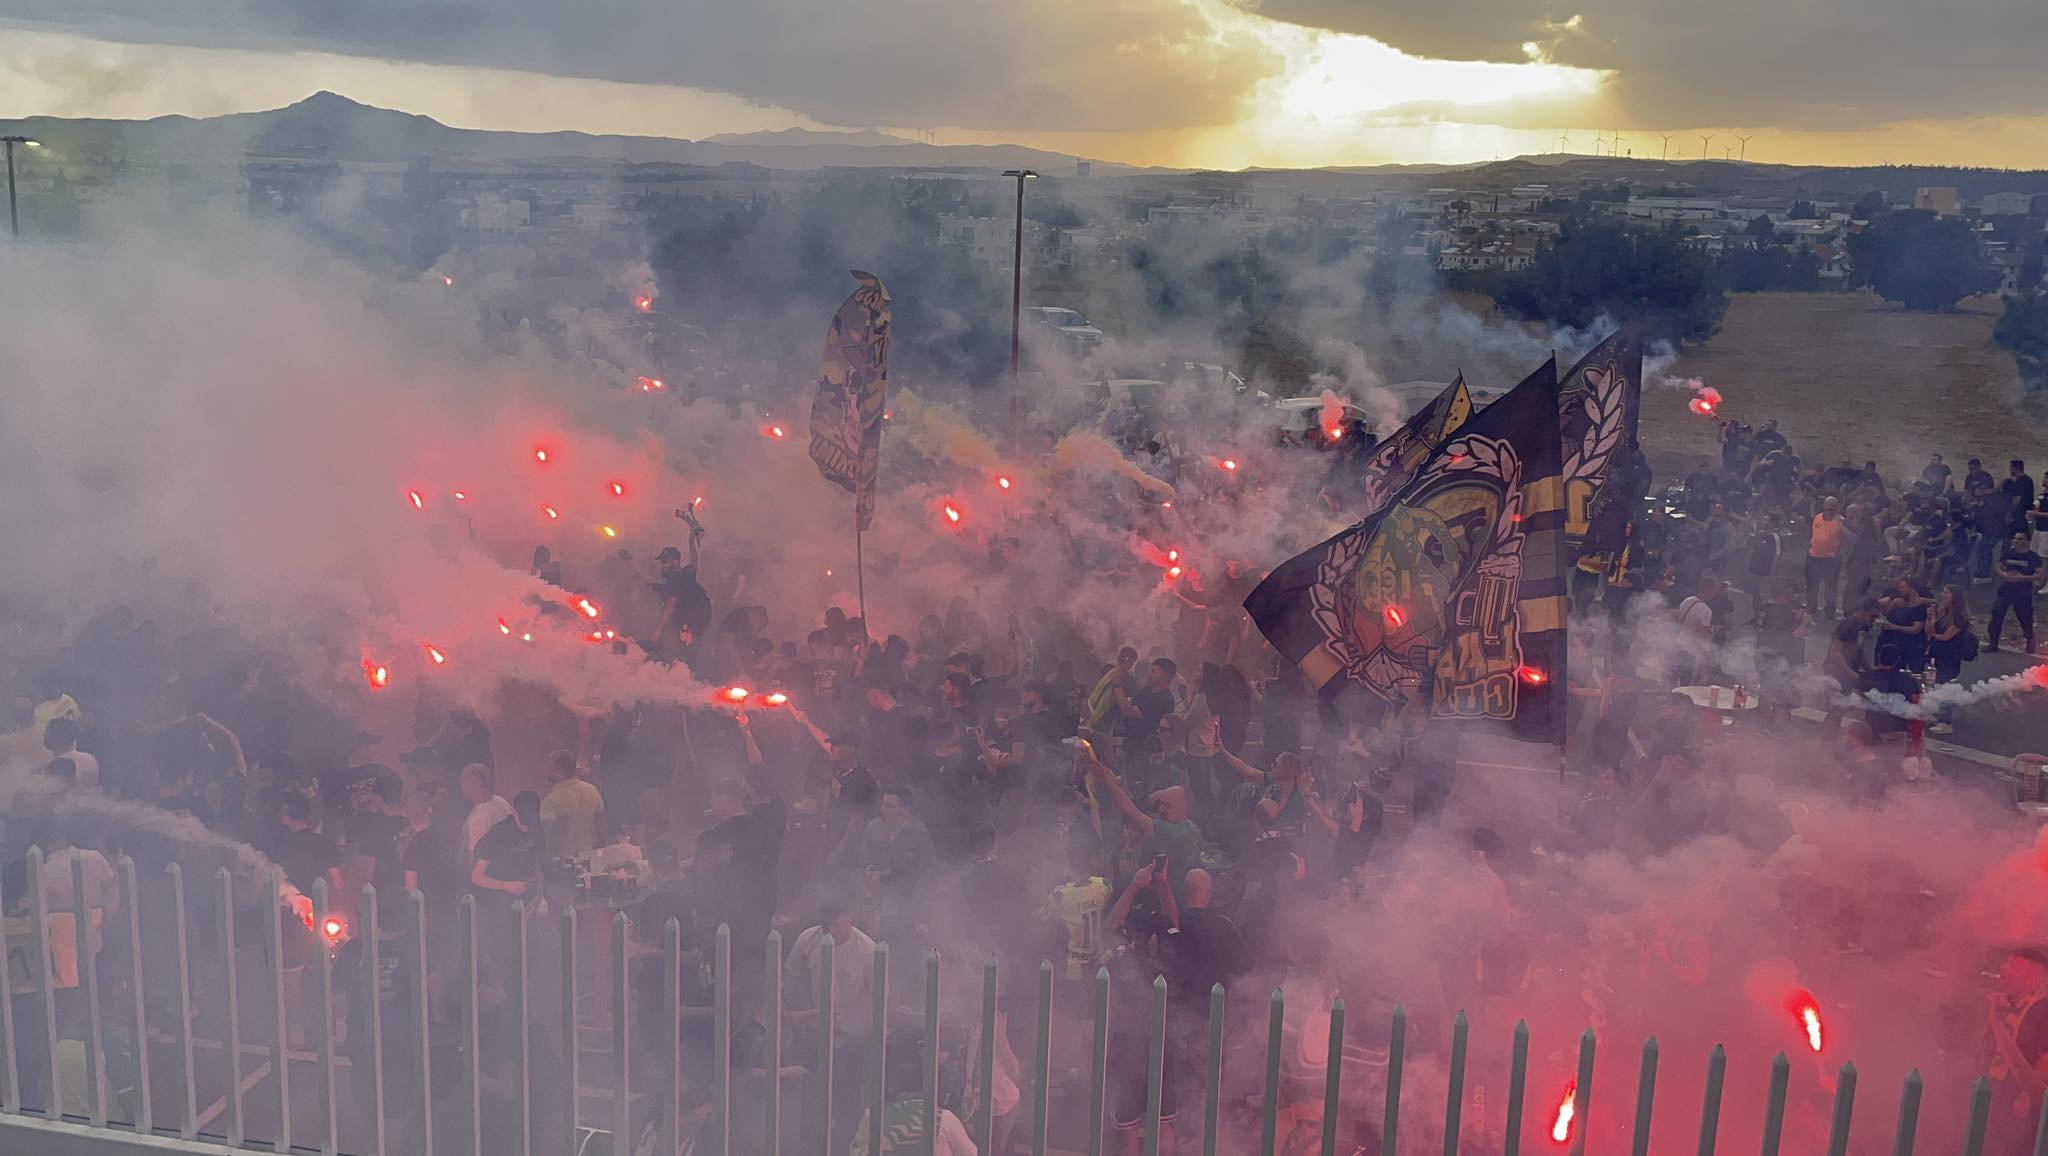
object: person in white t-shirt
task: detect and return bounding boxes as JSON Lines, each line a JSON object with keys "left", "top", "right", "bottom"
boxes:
{"left": 41, "top": 718, "right": 99, "bottom": 790}
{"left": 458, "top": 763, "right": 512, "bottom": 859}
{"left": 1674, "top": 574, "right": 1722, "bottom": 685}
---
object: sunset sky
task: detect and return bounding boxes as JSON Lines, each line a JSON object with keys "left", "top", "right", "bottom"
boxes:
{"left": 1, "top": 0, "right": 2043, "bottom": 169}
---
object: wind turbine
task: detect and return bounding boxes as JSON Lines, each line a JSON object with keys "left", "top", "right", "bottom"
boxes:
{"left": 1557, "top": 131, "right": 1571, "bottom": 153}
{"left": 1699, "top": 132, "right": 1716, "bottom": 162}
{"left": 1612, "top": 130, "right": 1626, "bottom": 158}
{"left": 1658, "top": 132, "right": 1674, "bottom": 160}
{"left": 1736, "top": 133, "right": 1754, "bottom": 161}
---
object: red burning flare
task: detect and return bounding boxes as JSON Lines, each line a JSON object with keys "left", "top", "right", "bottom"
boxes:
{"left": 322, "top": 917, "right": 345, "bottom": 940}
{"left": 542, "top": 505, "right": 560, "bottom": 520}
{"left": 422, "top": 643, "right": 447, "bottom": 666}
{"left": 407, "top": 489, "right": 424, "bottom": 510}
{"left": 942, "top": 502, "right": 963, "bottom": 525}
{"left": 1166, "top": 565, "right": 1184, "bottom": 579}
{"left": 575, "top": 597, "right": 601, "bottom": 619}
{"left": 1552, "top": 1081, "right": 1577, "bottom": 1144}
{"left": 1383, "top": 605, "right": 1407, "bottom": 630}
{"left": 1788, "top": 991, "right": 1824, "bottom": 1053}
{"left": 534, "top": 448, "right": 550, "bottom": 464}
{"left": 362, "top": 660, "right": 390, "bottom": 690}
{"left": 1516, "top": 664, "right": 1550, "bottom": 686}
{"left": 637, "top": 375, "right": 666, "bottom": 392}
{"left": 498, "top": 618, "right": 512, "bottom": 636}
{"left": 763, "top": 692, "right": 790, "bottom": 706}
{"left": 996, "top": 475, "right": 1013, "bottom": 491}
{"left": 452, "top": 490, "right": 468, "bottom": 501}
{"left": 609, "top": 480, "right": 626, "bottom": 497}
{"left": 634, "top": 295, "right": 654, "bottom": 312}
{"left": 1688, "top": 385, "right": 1723, "bottom": 416}
{"left": 1167, "top": 548, "right": 1181, "bottom": 563}
{"left": 1323, "top": 424, "right": 1345, "bottom": 442}
{"left": 721, "top": 686, "right": 751, "bottom": 704}
{"left": 763, "top": 424, "right": 786, "bottom": 440}
{"left": 1219, "top": 458, "right": 1240, "bottom": 472}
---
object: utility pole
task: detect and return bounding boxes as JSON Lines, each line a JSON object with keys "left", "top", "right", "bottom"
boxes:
{"left": 1001, "top": 169, "right": 1037, "bottom": 454}
{"left": 1, "top": 135, "right": 40, "bottom": 238}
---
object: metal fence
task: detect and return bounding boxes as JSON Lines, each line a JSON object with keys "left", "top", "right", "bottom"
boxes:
{"left": 1, "top": 846, "right": 2041, "bottom": 1156}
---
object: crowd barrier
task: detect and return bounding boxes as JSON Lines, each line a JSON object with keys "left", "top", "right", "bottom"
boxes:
{"left": 0, "top": 847, "right": 2038, "bottom": 1156}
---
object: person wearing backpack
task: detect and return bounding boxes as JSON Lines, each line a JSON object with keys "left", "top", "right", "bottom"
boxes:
{"left": 1926, "top": 584, "right": 1974, "bottom": 735}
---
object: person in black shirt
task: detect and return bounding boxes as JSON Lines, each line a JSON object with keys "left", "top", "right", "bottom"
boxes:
{"left": 261, "top": 792, "right": 341, "bottom": 899}
{"left": 1124, "top": 658, "right": 1179, "bottom": 742}
{"left": 1856, "top": 644, "right": 1920, "bottom": 739}
{"left": 1989, "top": 531, "right": 2042, "bottom": 654}
{"left": 1922, "top": 452, "right": 1953, "bottom": 492}
{"left": 471, "top": 791, "right": 543, "bottom": 910}
{"left": 2005, "top": 460, "right": 2038, "bottom": 535}
{"left": 1876, "top": 576, "right": 1931, "bottom": 672}
{"left": 1964, "top": 458, "right": 1997, "bottom": 496}
{"left": 1164, "top": 868, "right": 1250, "bottom": 1004}
{"left": 342, "top": 766, "right": 410, "bottom": 898}
{"left": 652, "top": 541, "right": 712, "bottom": 651}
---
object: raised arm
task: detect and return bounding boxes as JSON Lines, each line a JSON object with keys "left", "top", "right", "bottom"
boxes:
{"left": 1218, "top": 747, "right": 1265, "bottom": 786}
{"left": 1106, "top": 862, "right": 1155, "bottom": 937}
{"left": 192, "top": 712, "right": 249, "bottom": 778}
{"left": 784, "top": 705, "right": 836, "bottom": 757}
{"left": 736, "top": 712, "right": 764, "bottom": 767}
{"left": 1088, "top": 759, "right": 1154, "bottom": 840}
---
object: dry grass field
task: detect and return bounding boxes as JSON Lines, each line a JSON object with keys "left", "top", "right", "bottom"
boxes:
{"left": 1641, "top": 291, "right": 2046, "bottom": 481}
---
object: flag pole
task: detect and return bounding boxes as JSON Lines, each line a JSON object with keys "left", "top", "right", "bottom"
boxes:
{"left": 855, "top": 515, "right": 869, "bottom": 649}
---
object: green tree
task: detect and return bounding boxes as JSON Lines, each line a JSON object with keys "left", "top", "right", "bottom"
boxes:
{"left": 1853, "top": 209, "right": 1995, "bottom": 311}
{"left": 1788, "top": 200, "right": 1819, "bottom": 220}
{"left": 1494, "top": 220, "right": 1727, "bottom": 345}
{"left": 1850, "top": 190, "right": 1889, "bottom": 219}
{"left": 1996, "top": 290, "right": 2048, "bottom": 391}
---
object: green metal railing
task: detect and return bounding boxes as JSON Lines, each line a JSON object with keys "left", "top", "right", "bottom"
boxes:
{"left": 1, "top": 848, "right": 2043, "bottom": 1156}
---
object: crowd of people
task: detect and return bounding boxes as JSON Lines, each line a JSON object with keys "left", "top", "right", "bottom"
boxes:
{"left": 2, "top": 404, "right": 2047, "bottom": 1156}
{"left": 1615, "top": 417, "right": 2045, "bottom": 738}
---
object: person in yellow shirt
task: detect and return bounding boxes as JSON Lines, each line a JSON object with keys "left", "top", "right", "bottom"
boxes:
{"left": 1038, "top": 845, "right": 1110, "bottom": 981}
{"left": 539, "top": 749, "right": 605, "bottom": 860}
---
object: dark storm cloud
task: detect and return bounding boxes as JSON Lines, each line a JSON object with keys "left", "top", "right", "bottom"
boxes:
{"left": 1245, "top": 0, "right": 2048, "bottom": 129}
{"left": 0, "top": 0, "right": 1283, "bottom": 132}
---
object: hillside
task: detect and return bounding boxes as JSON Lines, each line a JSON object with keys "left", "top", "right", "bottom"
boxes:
{"left": 1643, "top": 291, "right": 2043, "bottom": 479}
{"left": 0, "top": 91, "right": 1113, "bottom": 174}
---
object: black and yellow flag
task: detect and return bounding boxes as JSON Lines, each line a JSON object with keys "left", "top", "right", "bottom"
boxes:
{"left": 808, "top": 271, "right": 891, "bottom": 531}
{"left": 1245, "top": 358, "right": 1567, "bottom": 742}
{"left": 1356, "top": 375, "right": 1473, "bottom": 518}
{"left": 1557, "top": 328, "right": 1642, "bottom": 565}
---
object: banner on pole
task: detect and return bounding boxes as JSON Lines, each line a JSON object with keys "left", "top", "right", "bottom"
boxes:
{"left": 807, "top": 270, "right": 891, "bottom": 531}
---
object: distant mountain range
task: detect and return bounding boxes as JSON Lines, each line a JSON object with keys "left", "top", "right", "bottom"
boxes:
{"left": 5, "top": 93, "right": 2043, "bottom": 197}
{"left": 0, "top": 91, "right": 1116, "bottom": 174}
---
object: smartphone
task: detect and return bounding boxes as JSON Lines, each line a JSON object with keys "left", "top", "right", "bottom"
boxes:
{"left": 1152, "top": 852, "right": 1168, "bottom": 876}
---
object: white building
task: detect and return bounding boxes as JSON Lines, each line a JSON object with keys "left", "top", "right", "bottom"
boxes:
{"left": 1624, "top": 197, "right": 1725, "bottom": 222}
{"left": 1979, "top": 192, "right": 2037, "bottom": 217}
{"left": 1436, "top": 246, "right": 1534, "bottom": 272}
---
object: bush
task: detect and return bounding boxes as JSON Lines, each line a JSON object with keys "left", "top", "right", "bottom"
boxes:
{"left": 1493, "top": 220, "right": 1727, "bottom": 346}
{"left": 1996, "top": 291, "right": 2048, "bottom": 391}
{"left": 1849, "top": 209, "right": 1995, "bottom": 311}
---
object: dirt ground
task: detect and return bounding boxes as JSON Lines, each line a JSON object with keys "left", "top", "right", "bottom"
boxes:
{"left": 1641, "top": 291, "right": 2047, "bottom": 483}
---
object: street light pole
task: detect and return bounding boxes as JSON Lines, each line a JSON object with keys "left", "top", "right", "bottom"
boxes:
{"left": 1, "top": 136, "right": 40, "bottom": 238}
{"left": 1001, "top": 168, "right": 1037, "bottom": 453}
